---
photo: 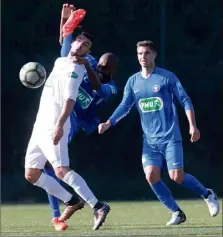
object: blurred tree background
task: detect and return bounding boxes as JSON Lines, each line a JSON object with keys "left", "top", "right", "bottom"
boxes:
{"left": 2, "top": 0, "right": 222, "bottom": 203}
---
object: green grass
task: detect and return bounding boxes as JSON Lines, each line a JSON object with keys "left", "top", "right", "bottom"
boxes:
{"left": 1, "top": 200, "right": 222, "bottom": 236}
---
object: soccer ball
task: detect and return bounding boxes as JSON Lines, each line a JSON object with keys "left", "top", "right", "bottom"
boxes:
{"left": 19, "top": 62, "right": 47, "bottom": 89}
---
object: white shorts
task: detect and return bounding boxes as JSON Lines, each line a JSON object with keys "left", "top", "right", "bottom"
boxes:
{"left": 25, "top": 126, "right": 70, "bottom": 169}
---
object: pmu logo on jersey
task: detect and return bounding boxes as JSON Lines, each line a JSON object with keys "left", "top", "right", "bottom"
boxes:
{"left": 68, "top": 72, "right": 79, "bottom": 79}
{"left": 139, "top": 97, "right": 163, "bottom": 112}
{"left": 153, "top": 85, "right": 160, "bottom": 92}
{"left": 77, "top": 87, "right": 93, "bottom": 109}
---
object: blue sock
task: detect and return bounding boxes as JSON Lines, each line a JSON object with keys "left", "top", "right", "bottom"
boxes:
{"left": 181, "top": 173, "right": 209, "bottom": 198}
{"left": 150, "top": 181, "right": 180, "bottom": 212}
{"left": 43, "top": 168, "right": 61, "bottom": 218}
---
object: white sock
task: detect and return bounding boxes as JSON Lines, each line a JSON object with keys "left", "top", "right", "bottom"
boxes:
{"left": 34, "top": 172, "right": 72, "bottom": 203}
{"left": 63, "top": 170, "right": 98, "bottom": 208}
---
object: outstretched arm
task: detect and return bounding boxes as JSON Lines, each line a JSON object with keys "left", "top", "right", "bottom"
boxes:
{"left": 84, "top": 61, "right": 101, "bottom": 89}
{"left": 59, "top": 4, "right": 76, "bottom": 57}
{"left": 73, "top": 57, "right": 117, "bottom": 101}
{"left": 59, "top": 4, "right": 75, "bottom": 45}
{"left": 61, "top": 34, "right": 72, "bottom": 57}
{"left": 98, "top": 78, "right": 135, "bottom": 134}
{"left": 59, "top": 17, "right": 67, "bottom": 46}
{"left": 72, "top": 56, "right": 101, "bottom": 90}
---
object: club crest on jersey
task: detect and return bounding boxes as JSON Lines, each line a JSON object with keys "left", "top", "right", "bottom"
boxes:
{"left": 153, "top": 85, "right": 160, "bottom": 92}
{"left": 68, "top": 72, "right": 79, "bottom": 79}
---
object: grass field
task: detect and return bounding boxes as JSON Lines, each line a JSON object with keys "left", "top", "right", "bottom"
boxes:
{"left": 1, "top": 200, "right": 222, "bottom": 236}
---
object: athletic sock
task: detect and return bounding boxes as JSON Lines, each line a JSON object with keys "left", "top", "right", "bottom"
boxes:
{"left": 43, "top": 168, "right": 61, "bottom": 217}
{"left": 34, "top": 172, "right": 72, "bottom": 203}
{"left": 62, "top": 170, "right": 98, "bottom": 208}
{"left": 181, "top": 173, "right": 209, "bottom": 198}
{"left": 150, "top": 180, "right": 180, "bottom": 212}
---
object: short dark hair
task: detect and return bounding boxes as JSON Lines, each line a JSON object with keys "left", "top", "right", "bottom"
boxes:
{"left": 80, "top": 32, "right": 94, "bottom": 43}
{"left": 136, "top": 40, "right": 157, "bottom": 52}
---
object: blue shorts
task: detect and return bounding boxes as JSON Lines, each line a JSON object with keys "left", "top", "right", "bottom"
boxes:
{"left": 142, "top": 138, "right": 184, "bottom": 170}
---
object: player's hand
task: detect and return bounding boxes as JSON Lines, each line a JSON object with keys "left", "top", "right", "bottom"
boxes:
{"left": 189, "top": 126, "right": 200, "bottom": 143}
{"left": 72, "top": 56, "right": 89, "bottom": 66}
{"left": 61, "top": 3, "right": 75, "bottom": 19}
{"left": 98, "top": 121, "right": 111, "bottom": 134}
{"left": 52, "top": 126, "right": 64, "bottom": 145}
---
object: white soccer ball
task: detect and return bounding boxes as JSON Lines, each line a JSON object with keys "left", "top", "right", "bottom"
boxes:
{"left": 19, "top": 62, "right": 47, "bottom": 89}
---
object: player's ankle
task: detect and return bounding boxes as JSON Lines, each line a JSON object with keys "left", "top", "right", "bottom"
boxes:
{"left": 203, "top": 189, "right": 211, "bottom": 199}
{"left": 65, "top": 195, "right": 80, "bottom": 206}
{"left": 93, "top": 202, "right": 103, "bottom": 211}
{"left": 175, "top": 208, "right": 183, "bottom": 213}
{"left": 53, "top": 210, "right": 60, "bottom": 217}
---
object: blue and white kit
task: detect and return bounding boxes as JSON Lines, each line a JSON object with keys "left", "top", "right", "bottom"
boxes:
{"left": 61, "top": 34, "right": 118, "bottom": 140}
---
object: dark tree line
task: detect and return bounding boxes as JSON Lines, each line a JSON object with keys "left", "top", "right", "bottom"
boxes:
{"left": 2, "top": 0, "right": 222, "bottom": 202}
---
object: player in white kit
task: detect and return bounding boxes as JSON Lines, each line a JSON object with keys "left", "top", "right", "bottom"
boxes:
{"left": 25, "top": 32, "right": 110, "bottom": 230}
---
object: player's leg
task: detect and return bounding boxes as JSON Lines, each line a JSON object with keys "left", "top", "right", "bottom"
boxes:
{"left": 42, "top": 131, "right": 110, "bottom": 230}
{"left": 43, "top": 109, "right": 83, "bottom": 230}
{"left": 166, "top": 141, "right": 219, "bottom": 217}
{"left": 25, "top": 133, "right": 82, "bottom": 219}
{"left": 43, "top": 164, "right": 61, "bottom": 218}
{"left": 142, "top": 138, "right": 183, "bottom": 225}
{"left": 43, "top": 163, "right": 68, "bottom": 231}
{"left": 25, "top": 167, "right": 81, "bottom": 210}
{"left": 60, "top": 168, "right": 110, "bottom": 230}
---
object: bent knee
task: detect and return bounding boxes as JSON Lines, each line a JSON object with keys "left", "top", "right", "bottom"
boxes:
{"left": 54, "top": 167, "right": 70, "bottom": 179}
{"left": 169, "top": 169, "right": 184, "bottom": 184}
{"left": 25, "top": 168, "right": 41, "bottom": 184}
{"left": 144, "top": 166, "right": 161, "bottom": 184}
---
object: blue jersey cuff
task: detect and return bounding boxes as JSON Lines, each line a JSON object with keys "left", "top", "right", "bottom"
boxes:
{"left": 109, "top": 117, "right": 116, "bottom": 126}
{"left": 184, "top": 104, "right": 194, "bottom": 111}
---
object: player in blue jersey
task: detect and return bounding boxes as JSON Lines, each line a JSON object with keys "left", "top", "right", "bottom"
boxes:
{"left": 98, "top": 40, "right": 219, "bottom": 225}
{"left": 43, "top": 4, "right": 119, "bottom": 231}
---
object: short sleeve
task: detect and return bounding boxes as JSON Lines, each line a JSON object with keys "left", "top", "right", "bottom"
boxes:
{"left": 64, "top": 64, "right": 85, "bottom": 101}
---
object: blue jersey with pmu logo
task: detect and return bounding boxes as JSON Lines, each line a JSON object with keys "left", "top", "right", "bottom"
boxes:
{"left": 61, "top": 35, "right": 117, "bottom": 140}
{"left": 109, "top": 67, "right": 193, "bottom": 144}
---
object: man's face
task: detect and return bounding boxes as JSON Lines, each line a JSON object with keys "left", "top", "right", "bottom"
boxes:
{"left": 137, "top": 46, "right": 156, "bottom": 68}
{"left": 96, "top": 54, "right": 116, "bottom": 82}
{"left": 70, "top": 35, "right": 92, "bottom": 57}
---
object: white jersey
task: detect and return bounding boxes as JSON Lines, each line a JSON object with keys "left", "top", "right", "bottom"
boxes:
{"left": 34, "top": 57, "right": 85, "bottom": 134}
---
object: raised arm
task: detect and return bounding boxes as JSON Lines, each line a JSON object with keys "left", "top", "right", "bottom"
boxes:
{"left": 61, "top": 34, "right": 73, "bottom": 57}
{"left": 98, "top": 78, "right": 135, "bottom": 134}
{"left": 84, "top": 60, "right": 101, "bottom": 89}
{"left": 59, "top": 4, "right": 75, "bottom": 45}
{"left": 59, "top": 4, "right": 76, "bottom": 57}
{"left": 171, "top": 73, "right": 200, "bottom": 142}
{"left": 72, "top": 55, "right": 100, "bottom": 90}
